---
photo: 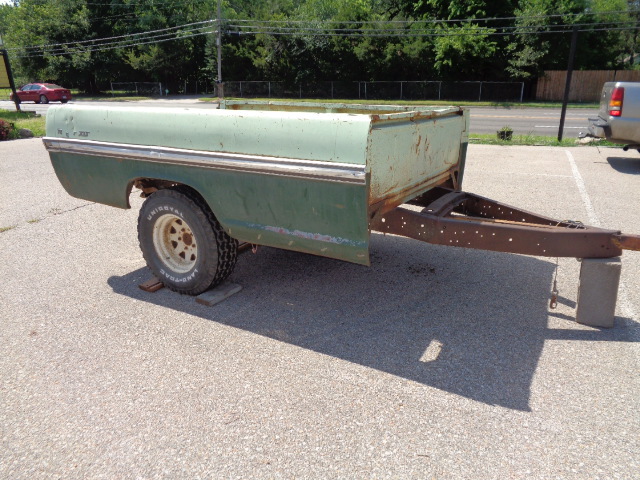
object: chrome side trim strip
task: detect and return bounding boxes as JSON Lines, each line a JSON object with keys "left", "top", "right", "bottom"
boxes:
{"left": 43, "top": 137, "right": 367, "bottom": 185}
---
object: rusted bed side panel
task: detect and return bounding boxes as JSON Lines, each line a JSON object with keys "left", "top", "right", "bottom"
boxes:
{"left": 366, "top": 110, "right": 469, "bottom": 218}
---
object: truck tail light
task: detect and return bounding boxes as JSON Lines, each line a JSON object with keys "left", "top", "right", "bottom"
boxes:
{"left": 609, "top": 87, "right": 624, "bottom": 117}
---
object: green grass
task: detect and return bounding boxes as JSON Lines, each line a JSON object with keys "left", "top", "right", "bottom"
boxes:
{"left": 469, "top": 133, "right": 618, "bottom": 147}
{"left": 73, "top": 93, "right": 155, "bottom": 101}
{"left": 0, "top": 225, "right": 17, "bottom": 233}
{"left": 0, "top": 109, "right": 46, "bottom": 137}
{"left": 0, "top": 88, "right": 156, "bottom": 102}
{"left": 205, "top": 96, "right": 599, "bottom": 109}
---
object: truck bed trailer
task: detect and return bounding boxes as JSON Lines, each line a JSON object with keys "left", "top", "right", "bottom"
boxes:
{"left": 43, "top": 100, "right": 640, "bottom": 324}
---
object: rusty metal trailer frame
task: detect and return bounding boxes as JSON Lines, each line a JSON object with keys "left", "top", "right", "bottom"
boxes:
{"left": 371, "top": 187, "right": 640, "bottom": 258}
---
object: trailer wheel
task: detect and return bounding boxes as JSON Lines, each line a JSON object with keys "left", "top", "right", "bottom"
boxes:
{"left": 138, "top": 187, "right": 238, "bottom": 295}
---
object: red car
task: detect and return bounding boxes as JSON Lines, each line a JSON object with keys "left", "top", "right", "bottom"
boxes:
{"left": 10, "top": 83, "right": 72, "bottom": 104}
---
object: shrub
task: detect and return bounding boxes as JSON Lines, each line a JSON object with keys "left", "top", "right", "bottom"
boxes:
{"left": 0, "top": 119, "right": 14, "bottom": 141}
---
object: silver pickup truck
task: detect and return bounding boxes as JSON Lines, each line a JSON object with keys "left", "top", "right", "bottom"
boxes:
{"left": 583, "top": 81, "right": 640, "bottom": 150}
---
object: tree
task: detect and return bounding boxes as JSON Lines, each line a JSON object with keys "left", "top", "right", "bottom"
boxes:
{"left": 0, "top": 0, "right": 637, "bottom": 93}
{"left": 507, "top": 0, "right": 633, "bottom": 79}
{"left": 432, "top": 25, "right": 498, "bottom": 79}
{"left": 379, "top": 0, "right": 517, "bottom": 80}
{"left": 620, "top": 0, "right": 640, "bottom": 67}
{"left": 115, "top": 0, "right": 215, "bottom": 92}
{"left": 1, "top": 0, "right": 218, "bottom": 92}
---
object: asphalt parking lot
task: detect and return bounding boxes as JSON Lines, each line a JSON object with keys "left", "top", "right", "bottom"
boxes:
{"left": 1, "top": 139, "right": 639, "bottom": 479}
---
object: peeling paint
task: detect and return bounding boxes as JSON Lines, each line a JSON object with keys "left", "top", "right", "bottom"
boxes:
{"left": 225, "top": 220, "right": 367, "bottom": 248}
{"left": 264, "top": 225, "right": 363, "bottom": 246}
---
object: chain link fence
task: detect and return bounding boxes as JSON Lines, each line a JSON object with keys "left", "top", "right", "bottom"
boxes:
{"left": 213, "top": 80, "right": 525, "bottom": 102}
{"left": 110, "top": 82, "right": 163, "bottom": 96}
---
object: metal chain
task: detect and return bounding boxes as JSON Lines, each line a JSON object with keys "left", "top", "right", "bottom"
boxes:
{"left": 550, "top": 257, "right": 559, "bottom": 309}
{"left": 548, "top": 219, "right": 574, "bottom": 309}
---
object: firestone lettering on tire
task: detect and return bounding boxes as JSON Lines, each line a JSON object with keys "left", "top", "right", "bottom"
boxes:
{"left": 147, "top": 206, "right": 185, "bottom": 221}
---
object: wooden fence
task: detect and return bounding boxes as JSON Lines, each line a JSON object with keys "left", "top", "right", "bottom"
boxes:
{"left": 536, "top": 70, "right": 640, "bottom": 102}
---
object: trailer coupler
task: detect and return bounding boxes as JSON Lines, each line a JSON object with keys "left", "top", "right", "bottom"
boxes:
{"left": 371, "top": 188, "right": 640, "bottom": 259}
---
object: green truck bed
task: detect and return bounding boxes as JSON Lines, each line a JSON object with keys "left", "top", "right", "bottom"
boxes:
{"left": 44, "top": 100, "right": 469, "bottom": 266}
{"left": 42, "top": 99, "right": 640, "bottom": 326}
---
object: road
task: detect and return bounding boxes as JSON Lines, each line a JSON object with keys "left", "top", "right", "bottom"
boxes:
{"left": 469, "top": 106, "right": 597, "bottom": 137}
{"left": 0, "top": 99, "right": 597, "bottom": 138}
{"left": 1, "top": 139, "right": 638, "bottom": 478}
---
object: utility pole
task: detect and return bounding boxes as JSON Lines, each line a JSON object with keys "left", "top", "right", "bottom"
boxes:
{"left": 216, "top": 0, "right": 224, "bottom": 101}
{"left": 0, "top": 35, "right": 21, "bottom": 112}
{"left": 558, "top": 26, "right": 579, "bottom": 142}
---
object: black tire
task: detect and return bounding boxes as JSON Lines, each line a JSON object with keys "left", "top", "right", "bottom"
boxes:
{"left": 138, "top": 187, "right": 238, "bottom": 295}
{"left": 39, "top": 94, "right": 49, "bottom": 104}
{"left": 61, "top": 99, "right": 69, "bottom": 104}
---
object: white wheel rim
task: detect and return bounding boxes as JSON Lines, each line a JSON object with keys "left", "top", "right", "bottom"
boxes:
{"left": 153, "top": 214, "right": 198, "bottom": 274}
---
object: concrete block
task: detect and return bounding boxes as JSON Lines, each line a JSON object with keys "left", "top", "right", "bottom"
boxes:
{"left": 196, "top": 282, "right": 242, "bottom": 306}
{"left": 576, "top": 257, "right": 621, "bottom": 328}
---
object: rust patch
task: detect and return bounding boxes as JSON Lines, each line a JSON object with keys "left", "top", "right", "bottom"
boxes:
{"left": 613, "top": 234, "right": 640, "bottom": 251}
{"left": 368, "top": 171, "right": 455, "bottom": 224}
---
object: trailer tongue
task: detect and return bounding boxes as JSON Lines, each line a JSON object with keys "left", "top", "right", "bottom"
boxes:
{"left": 372, "top": 187, "right": 640, "bottom": 259}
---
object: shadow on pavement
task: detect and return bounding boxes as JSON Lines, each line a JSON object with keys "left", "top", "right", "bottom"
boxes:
{"left": 607, "top": 156, "right": 640, "bottom": 174}
{"left": 108, "top": 233, "right": 638, "bottom": 412}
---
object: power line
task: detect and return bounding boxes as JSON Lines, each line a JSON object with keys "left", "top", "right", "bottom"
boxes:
{"left": 4, "top": 11, "right": 638, "bottom": 58}
{"left": 88, "top": 12, "right": 141, "bottom": 22}
{"left": 226, "top": 20, "right": 636, "bottom": 32}
{"left": 84, "top": 0, "right": 204, "bottom": 6}
{"left": 6, "top": 19, "right": 214, "bottom": 52}
{"left": 225, "top": 27, "right": 639, "bottom": 38}
{"left": 21, "top": 27, "right": 215, "bottom": 57}
{"left": 227, "top": 9, "right": 640, "bottom": 26}
{"left": 16, "top": 28, "right": 215, "bottom": 58}
{"left": 10, "top": 21, "right": 636, "bottom": 58}
{"left": 225, "top": 20, "right": 640, "bottom": 38}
